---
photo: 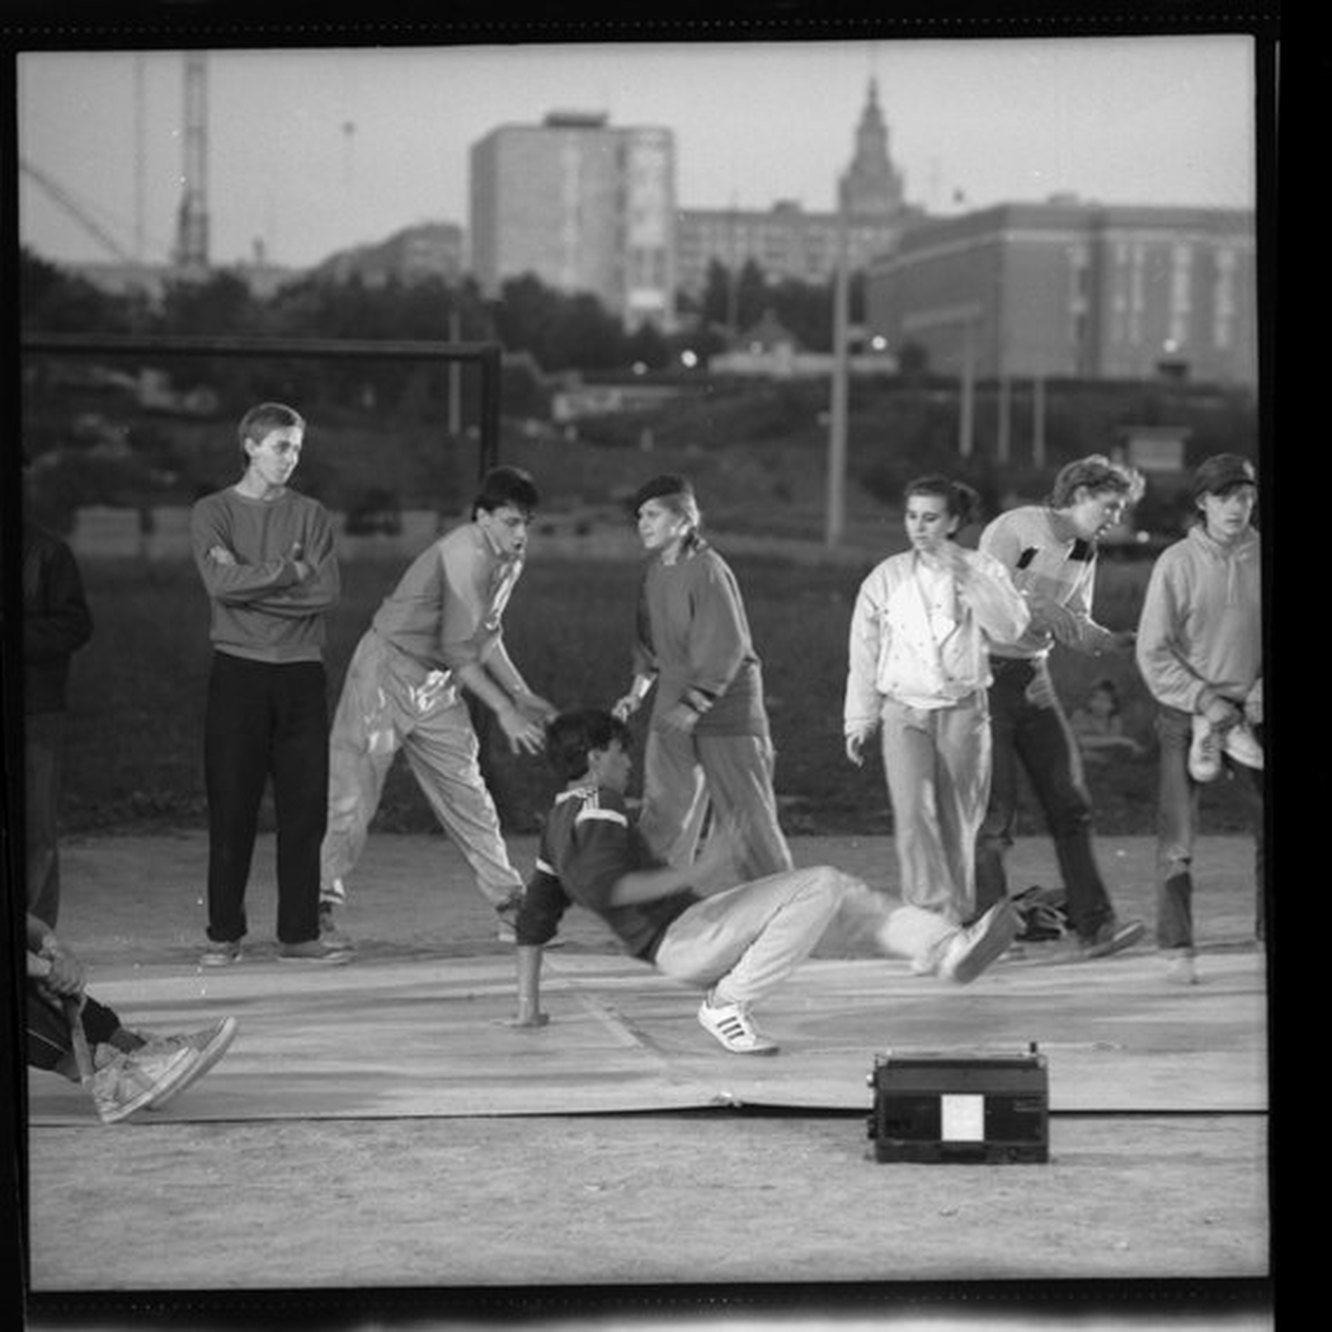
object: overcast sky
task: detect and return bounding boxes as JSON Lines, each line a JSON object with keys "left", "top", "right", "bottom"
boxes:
{"left": 16, "top": 34, "right": 1257, "bottom": 271}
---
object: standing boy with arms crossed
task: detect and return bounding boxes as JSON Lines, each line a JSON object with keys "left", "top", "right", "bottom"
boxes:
{"left": 191, "top": 402, "right": 345, "bottom": 965}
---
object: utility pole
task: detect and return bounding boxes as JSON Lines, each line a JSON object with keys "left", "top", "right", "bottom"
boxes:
{"left": 825, "top": 175, "right": 850, "bottom": 549}
{"left": 448, "top": 306, "right": 463, "bottom": 437}
{"left": 997, "top": 370, "right": 1011, "bottom": 465}
{"left": 1032, "top": 374, "right": 1047, "bottom": 469}
{"left": 958, "top": 317, "right": 975, "bottom": 459}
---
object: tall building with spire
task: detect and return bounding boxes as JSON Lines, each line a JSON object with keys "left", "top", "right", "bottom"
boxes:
{"left": 675, "top": 81, "right": 921, "bottom": 301}
{"left": 842, "top": 79, "right": 906, "bottom": 218}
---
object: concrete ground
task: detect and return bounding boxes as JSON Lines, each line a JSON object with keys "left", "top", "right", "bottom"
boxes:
{"left": 20, "top": 830, "right": 1273, "bottom": 1329}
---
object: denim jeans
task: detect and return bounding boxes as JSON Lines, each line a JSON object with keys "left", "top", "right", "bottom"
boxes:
{"left": 974, "top": 656, "right": 1115, "bottom": 941}
{"left": 1153, "top": 705, "right": 1265, "bottom": 952}
{"left": 204, "top": 652, "right": 328, "bottom": 946}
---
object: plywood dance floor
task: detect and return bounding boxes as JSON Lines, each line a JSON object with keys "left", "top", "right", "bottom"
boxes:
{"left": 27, "top": 940, "right": 1266, "bottom": 1125}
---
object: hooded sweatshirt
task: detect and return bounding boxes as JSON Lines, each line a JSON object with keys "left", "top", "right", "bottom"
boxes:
{"left": 1135, "top": 524, "right": 1262, "bottom": 714}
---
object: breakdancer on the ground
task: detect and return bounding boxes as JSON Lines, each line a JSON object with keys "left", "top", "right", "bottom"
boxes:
{"left": 508, "top": 709, "right": 1019, "bottom": 1055}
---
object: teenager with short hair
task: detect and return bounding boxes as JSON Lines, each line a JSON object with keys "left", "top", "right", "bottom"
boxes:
{"left": 1135, "top": 454, "right": 1263, "bottom": 984}
{"left": 509, "top": 709, "right": 1019, "bottom": 1056}
{"left": 190, "top": 402, "right": 345, "bottom": 966}
{"left": 973, "top": 454, "right": 1147, "bottom": 959}
{"left": 320, "top": 466, "right": 557, "bottom": 944}
{"left": 613, "top": 474, "right": 792, "bottom": 889}
{"left": 845, "top": 474, "right": 1030, "bottom": 925}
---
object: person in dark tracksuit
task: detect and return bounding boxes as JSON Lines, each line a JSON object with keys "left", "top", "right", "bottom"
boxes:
{"left": 23, "top": 483, "right": 93, "bottom": 930}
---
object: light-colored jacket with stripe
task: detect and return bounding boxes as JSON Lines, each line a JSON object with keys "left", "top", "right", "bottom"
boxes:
{"left": 844, "top": 547, "right": 1031, "bottom": 737}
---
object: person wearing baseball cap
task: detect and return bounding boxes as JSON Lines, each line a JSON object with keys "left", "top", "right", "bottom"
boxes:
{"left": 613, "top": 474, "right": 794, "bottom": 889}
{"left": 1136, "top": 453, "right": 1263, "bottom": 984}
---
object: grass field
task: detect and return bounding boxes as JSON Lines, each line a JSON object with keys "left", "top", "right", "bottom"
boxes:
{"left": 53, "top": 539, "right": 1257, "bottom": 839}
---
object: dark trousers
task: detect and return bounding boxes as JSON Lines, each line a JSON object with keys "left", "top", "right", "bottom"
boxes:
{"left": 25, "top": 709, "right": 64, "bottom": 929}
{"left": 204, "top": 653, "right": 328, "bottom": 946}
{"left": 1153, "top": 705, "right": 1265, "bottom": 951}
{"left": 974, "top": 657, "right": 1115, "bottom": 941}
{"left": 26, "top": 978, "right": 121, "bottom": 1071}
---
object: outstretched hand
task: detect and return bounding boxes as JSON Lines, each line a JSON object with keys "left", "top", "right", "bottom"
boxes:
{"left": 498, "top": 704, "right": 546, "bottom": 756}
{"left": 611, "top": 693, "right": 640, "bottom": 722}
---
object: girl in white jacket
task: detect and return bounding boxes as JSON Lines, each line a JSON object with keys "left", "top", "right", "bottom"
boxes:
{"left": 844, "top": 476, "right": 1030, "bottom": 925}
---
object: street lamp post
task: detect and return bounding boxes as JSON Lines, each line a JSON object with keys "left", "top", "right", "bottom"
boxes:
{"left": 826, "top": 177, "right": 850, "bottom": 549}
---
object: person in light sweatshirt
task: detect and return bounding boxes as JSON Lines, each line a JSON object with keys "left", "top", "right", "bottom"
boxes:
{"left": 844, "top": 475, "right": 1030, "bottom": 927}
{"left": 1135, "top": 454, "right": 1263, "bottom": 984}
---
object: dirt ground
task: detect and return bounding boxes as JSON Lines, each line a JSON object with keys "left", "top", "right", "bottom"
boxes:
{"left": 20, "top": 833, "right": 1273, "bottom": 1327}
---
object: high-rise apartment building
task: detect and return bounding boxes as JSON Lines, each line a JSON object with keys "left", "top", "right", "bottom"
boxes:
{"left": 469, "top": 111, "right": 676, "bottom": 329}
{"left": 864, "top": 200, "right": 1257, "bottom": 386}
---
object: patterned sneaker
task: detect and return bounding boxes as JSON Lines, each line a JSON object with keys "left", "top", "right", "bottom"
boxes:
{"left": 137, "top": 1017, "right": 239, "bottom": 1110}
{"left": 319, "top": 901, "right": 354, "bottom": 950}
{"left": 1223, "top": 722, "right": 1264, "bottom": 771}
{"left": 697, "top": 998, "right": 779, "bottom": 1055}
{"left": 935, "top": 901, "right": 1021, "bottom": 984}
{"left": 1188, "top": 716, "right": 1222, "bottom": 783}
{"left": 90, "top": 1045, "right": 201, "bottom": 1124}
{"left": 278, "top": 938, "right": 353, "bottom": 965}
{"left": 1077, "top": 916, "right": 1147, "bottom": 960}
{"left": 200, "top": 939, "right": 242, "bottom": 967}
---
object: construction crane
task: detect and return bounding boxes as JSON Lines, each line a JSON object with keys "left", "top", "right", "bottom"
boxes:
{"left": 20, "top": 156, "right": 140, "bottom": 266}
{"left": 174, "top": 51, "right": 209, "bottom": 275}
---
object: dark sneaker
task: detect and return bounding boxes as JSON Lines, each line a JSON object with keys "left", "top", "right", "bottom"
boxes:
{"left": 138, "top": 1017, "right": 239, "bottom": 1110}
{"left": 697, "top": 999, "right": 779, "bottom": 1055}
{"left": 200, "top": 940, "right": 242, "bottom": 967}
{"left": 936, "top": 901, "right": 1021, "bottom": 984}
{"left": 278, "top": 938, "right": 352, "bottom": 965}
{"left": 1012, "top": 885, "right": 1068, "bottom": 942}
{"left": 1077, "top": 917, "right": 1147, "bottom": 960}
{"left": 319, "top": 901, "right": 354, "bottom": 950}
{"left": 91, "top": 1045, "right": 201, "bottom": 1124}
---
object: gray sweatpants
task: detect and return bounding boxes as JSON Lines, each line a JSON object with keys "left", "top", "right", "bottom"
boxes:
{"left": 638, "top": 726, "right": 794, "bottom": 889}
{"left": 320, "top": 630, "right": 523, "bottom": 910}
{"left": 878, "top": 693, "right": 991, "bottom": 924}
{"left": 653, "top": 866, "right": 954, "bottom": 1008}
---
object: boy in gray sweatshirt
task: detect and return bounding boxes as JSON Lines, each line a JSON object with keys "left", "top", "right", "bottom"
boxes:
{"left": 190, "top": 402, "right": 343, "bottom": 966}
{"left": 1135, "top": 454, "right": 1263, "bottom": 984}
